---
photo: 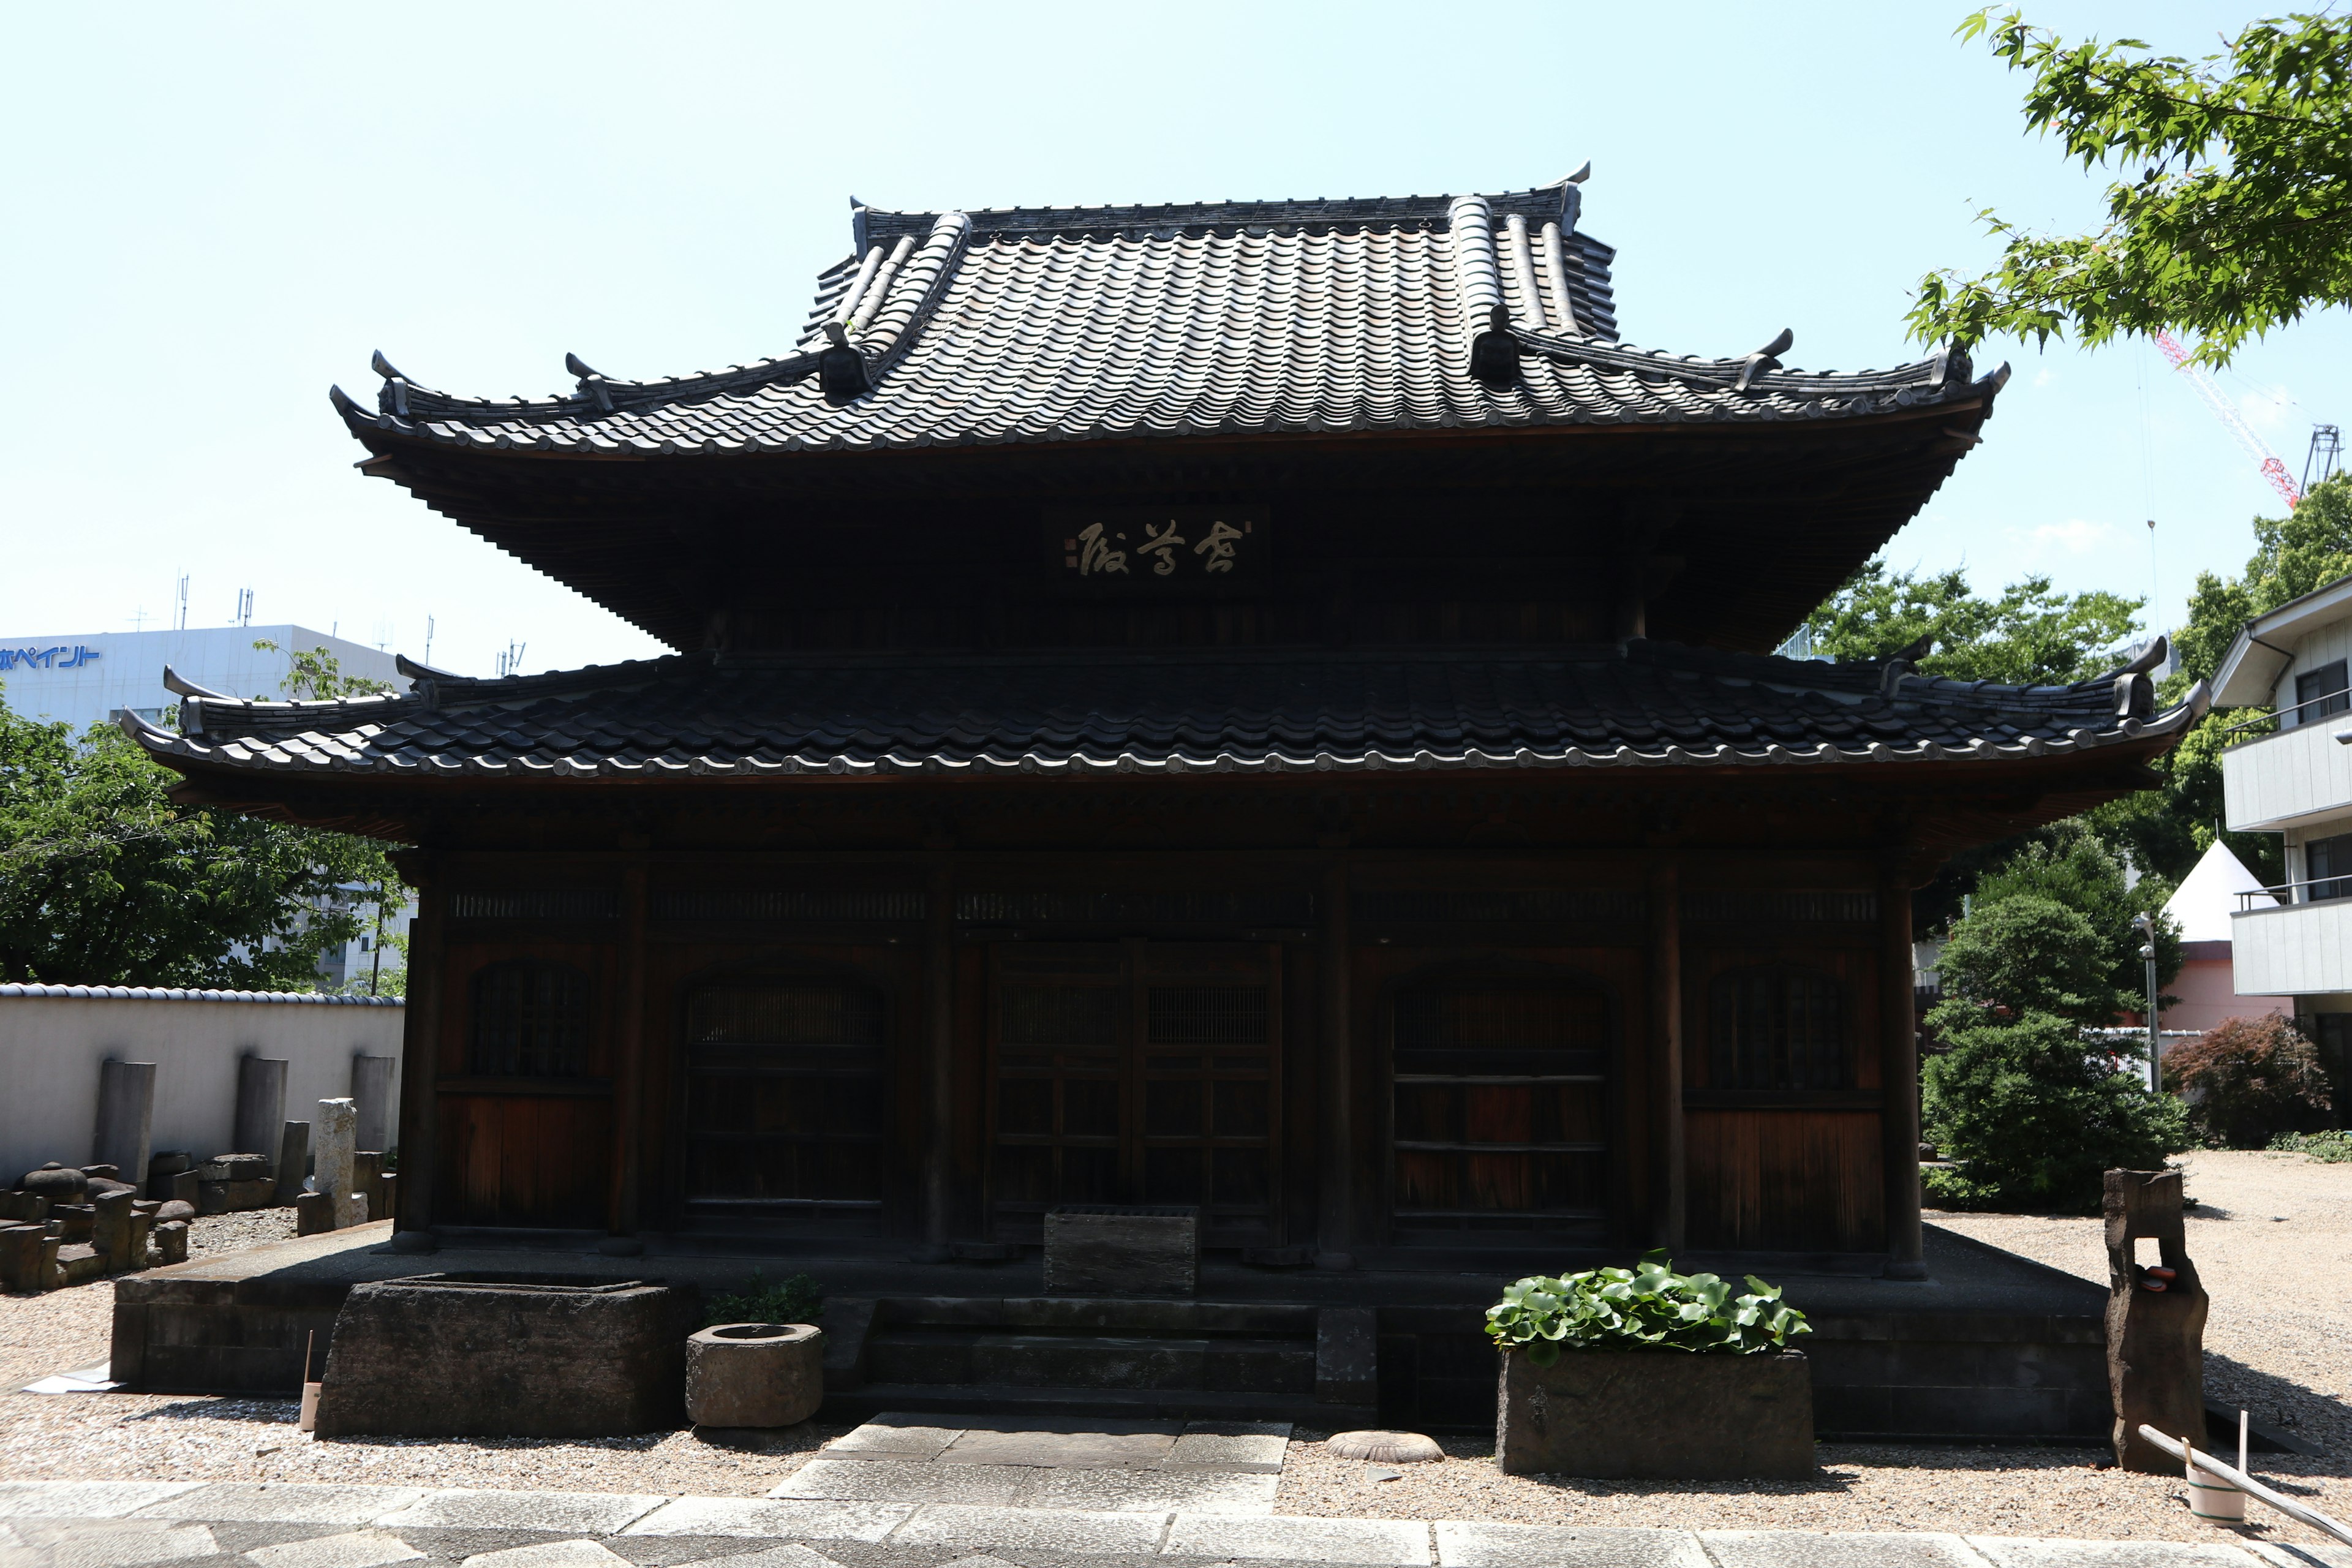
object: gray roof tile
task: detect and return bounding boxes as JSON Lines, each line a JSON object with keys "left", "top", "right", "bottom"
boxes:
{"left": 138, "top": 643, "right": 2204, "bottom": 783}
{"left": 331, "top": 183, "right": 1999, "bottom": 458}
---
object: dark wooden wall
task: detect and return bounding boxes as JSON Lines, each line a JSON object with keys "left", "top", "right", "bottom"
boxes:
{"left": 409, "top": 849, "right": 1899, "bottom": 1263}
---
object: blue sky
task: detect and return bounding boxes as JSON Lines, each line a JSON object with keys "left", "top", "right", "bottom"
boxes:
{"left": 4, "top": 2, "right": 2343, "bottom": 676}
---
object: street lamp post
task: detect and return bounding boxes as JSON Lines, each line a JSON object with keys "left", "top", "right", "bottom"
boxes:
{"left": 2132, "top": 912, "right": 2159, "bottom": 1090}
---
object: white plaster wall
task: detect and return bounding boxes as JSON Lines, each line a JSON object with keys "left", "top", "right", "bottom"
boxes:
{"left": 0, "top": 987, "right": 403, "bottom": 1185}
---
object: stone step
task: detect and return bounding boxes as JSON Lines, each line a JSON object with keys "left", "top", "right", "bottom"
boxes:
{"left": 820, "top": 1379, "right": 1374, "bottom": 1429}
{"left": 873, "top": 1296, "right": 1319, "bottom": 1336}
{"left": 865, "top": 1331, "right": 1315, "bottom": 1395}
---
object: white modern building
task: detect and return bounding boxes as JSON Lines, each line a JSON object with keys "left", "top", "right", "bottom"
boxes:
{"left": 2216, "top": 572, "right": 2352, "bottom": 1093}
{"left": 0, "top": 624, "right": 402, "bottom": 732}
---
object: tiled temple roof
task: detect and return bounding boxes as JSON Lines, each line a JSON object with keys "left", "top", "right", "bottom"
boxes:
{"left": 131, "top": 641, "right": 2204, "bottom": 782}
{"left": 330, "top": 179, "right": 2002, "bottom": 457}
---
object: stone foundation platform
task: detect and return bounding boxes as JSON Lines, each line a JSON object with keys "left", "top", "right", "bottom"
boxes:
{"left": 105, "top": 1222, "right": 2114, "bottom": 1442}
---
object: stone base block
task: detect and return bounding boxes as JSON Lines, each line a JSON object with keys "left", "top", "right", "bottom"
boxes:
{"left": 295, "top": 1193, "right": 333, "bottom": 1235}
{"left": 0, "top": 1223, "right": 43, "bottom": 1292}
{"left": 198, "top": 1154, "right": 271, "bottom": 1183}
{"left": 1044, "top": 1206, "right": 1198, "bottom": 1297}
{"left": 315, "top": 1272, "right": 699, "bottom": 1438}
{"left": 199, "top": 1178, "right": 276, "bottom": 1215}
{"left": 1496, "top": 1348, "right": 1814, "bottom": 1480}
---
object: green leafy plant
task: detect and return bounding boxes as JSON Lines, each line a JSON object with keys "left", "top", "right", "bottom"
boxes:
{"left": 1483, "top": 1250, "right": 1809, "bottom": 1365}
{"left": 2269, "top": 1129, "right": 2352, "bottom": 1163}
{"left": 700, "top": 1270, "right": 823, "bottom": 1330}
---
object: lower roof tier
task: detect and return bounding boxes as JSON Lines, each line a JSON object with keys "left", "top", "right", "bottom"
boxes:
{"left": 133, "top": 638, "right": 2204, "bottom": 785}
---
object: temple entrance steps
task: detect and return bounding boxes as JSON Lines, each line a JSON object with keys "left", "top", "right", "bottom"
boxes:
{"left": 817, "top": 1296, "right": 1379, "bottom": 1428}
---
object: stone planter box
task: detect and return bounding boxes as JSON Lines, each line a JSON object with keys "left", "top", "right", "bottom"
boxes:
{"left": 686, "top": 1322, "right": 824, "bottom": 1427}
{"left": 1496, "top": 1348, "right": 1814, "bottom": 1480}
{"left": 314, "top": 1272, "right": 698, "bottom": 1438}
{"left": 1044, "top": 1205, "right": 1197, "bottom": 1297}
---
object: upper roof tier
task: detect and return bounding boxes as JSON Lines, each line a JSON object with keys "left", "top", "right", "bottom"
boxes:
{"left": 333, "top": 178, "right": 1999, "bottom": 456}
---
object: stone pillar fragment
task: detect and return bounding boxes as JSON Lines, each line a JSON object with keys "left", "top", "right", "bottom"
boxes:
{"left": 351, "top": 1057, "right": 396, "bottom": 1156}
{"left": 146, "top": 1152, "right": 191, "bottom": 1203}
{"left": 273, "top": 1122, "right": 311, "bottom": 1207}
{"left": 0, "top": 1224, "right": 42, "bottom": 1292}
{"left": 90, "top": 1189, "right": 135, "bottom": 1272}
{"left": 312, "top": 1098, "right": 358, "bottom": 1229}
{"left": 92, "top": 1061, "right": 157, "bottom": 1190}
{"left": 233, "top": 1058, "right": 289, "bottom": 1172}
{"left": 154, "top": 1219, "right": 189, "bottom": 1265}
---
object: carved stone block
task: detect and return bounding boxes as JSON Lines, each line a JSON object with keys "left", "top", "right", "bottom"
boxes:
{"left": 1043, "top": 1205, "right": 1198, "bottom": 1297}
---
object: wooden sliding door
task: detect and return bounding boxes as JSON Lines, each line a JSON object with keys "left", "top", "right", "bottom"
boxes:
{"left": 988, "top": 942, "right": 1281, "bottom": 1246}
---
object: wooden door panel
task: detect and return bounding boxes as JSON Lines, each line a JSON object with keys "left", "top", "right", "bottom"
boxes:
{"left": 989, "top": 943, "right": 1282, "bottom": 1244}
{"left": 1389, "top": 977, "right": 1612, "bottom": 1246}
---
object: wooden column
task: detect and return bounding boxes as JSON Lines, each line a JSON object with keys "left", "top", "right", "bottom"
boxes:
{"left": 919, "top": 862, "right": 956, "bottom": 1261}
{"left": 1646, "top": 856, "right": 1684, "bottom": 1251}
{"left": 389, "top": 859, "right": 443, "bottom": 1253}
{"left": 605, "top": 860, "right": 649, "bottom": 1253}
{"left": 1880, "top": 862, "right": 1927, "bottom": 1280}
{"left": 1316, "top": 855, "right": 1354, "bottom": 1268}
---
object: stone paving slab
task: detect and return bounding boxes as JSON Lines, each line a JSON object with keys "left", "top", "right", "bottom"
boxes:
{"left": 885, "top": 1506, "right": 1169, "bottom": 1556}
{"left": 827, "top": 1419, "right": 965, "bottom": 1462}
{"left": 770, "top": 1463, "right": 1034, "bottom": 1509}
{"left": 1433, "top": 1520, "right": 1709, "bottom": 1568}
{"left": 1164, "top": 1515, "right": 1431, "bottom": 1566}
{"left": 2249, "top": 1547, "right": 2352, "bottom": 1568}
{"left": 0, "top": 1482, "right": 207, "bottom": 1521}
{"left": 245, "top": 1527, "right": 427, "bottom": 1568}
{"left": 461, "top": 1541, "right": 633, "bottom": 1568}
{"left": 132, "top": 1484, "right": 432, "bottom": 1526}
{"left": 1699, "top": 1529, "right": 1989, "bottom": 1568}
{"left": 1164, "top": 1427, "right": 1289, "bottom": 1474}
{"left": 1967, "top": 1540, "right": 2263, "bottom": 1567}
{"left": 687, "top": 1547, "right": 848, "bottom": 1568}
{"left": 937, "top": 1431, "right": 1179, "bottom": 1471}
{"left": 622, "top": 1501, "right": 913, "bottom": 1543}
{"left": 1025, "top": 1471, "right": 1275, "bottom": 1517}
{"left": 0, "top": 1482, "right": 2323, "bottom": 1568}
{"left": 378, "top": 1495, "right": 670, "bottom": 1537}
{"left": 5, "top": 1518, "right": 223, "bottom": 1568}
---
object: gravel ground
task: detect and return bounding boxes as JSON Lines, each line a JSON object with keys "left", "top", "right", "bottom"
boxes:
{"left": 4, "top": 1156, "right": 2347, "bottom": 1542}
{"left": 0, "top": 1212, "right": 839, "bottom": 1496}
{"left": 1268, "top": 1149, "right": 2352, "bottom": 1546}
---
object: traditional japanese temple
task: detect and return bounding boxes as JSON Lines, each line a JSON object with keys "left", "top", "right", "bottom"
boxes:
{"left": 128, "top": 175, "right": 2204, "bottom": 1432}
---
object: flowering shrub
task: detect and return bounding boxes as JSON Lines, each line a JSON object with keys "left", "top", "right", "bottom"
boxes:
{"left": 1483, "top": 1250, "right": 1809, "bottom": 1365}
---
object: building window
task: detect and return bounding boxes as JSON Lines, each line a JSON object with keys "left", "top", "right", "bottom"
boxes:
{"left": 2306, "top": 834, "right": 2352, "bottom": 904}
{"left": 2293, "top": 660, "right": 2350, "bottom": 727}
{"left": 469, "top": 961, "right": 592, "bottom": 1077}
{"left": 1708, "top": 968, "right": 1847, "bottom": 1090}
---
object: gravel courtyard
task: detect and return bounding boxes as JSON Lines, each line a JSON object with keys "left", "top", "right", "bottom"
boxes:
{"left": 2, "top": 1150, "right": 2345, "bottom": 1547}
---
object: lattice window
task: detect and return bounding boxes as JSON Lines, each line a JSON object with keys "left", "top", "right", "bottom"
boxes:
{"left": 1708, "top": 968, "right": 1847, "bottom": 1090}
{"left": 469, "top": 961, "right": 592, "bottom": 1077}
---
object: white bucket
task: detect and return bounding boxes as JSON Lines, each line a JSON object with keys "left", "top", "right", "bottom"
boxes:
{"left": 2186, "top": 1453, "right": 2247, "bottom": 1523}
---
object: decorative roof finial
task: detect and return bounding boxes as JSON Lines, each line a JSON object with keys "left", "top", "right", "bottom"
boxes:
{"left": 1734, "top": 329, "right": 1794, "bottom": 393}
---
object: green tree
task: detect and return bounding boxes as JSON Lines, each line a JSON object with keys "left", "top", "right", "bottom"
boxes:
{"left": 1911, "top": 9, "right": 2352, "bottom": 368}
{"left": 0, "top": 640, "right": 410, "bottom": 990}
{"left": 1800, "top": 559, "right": 2144, "bottom": 684}
{"left": 1972, "top": 821, "right": 2182, "bottom": 1014}
{"left": 0, "top": 695, "right": 398, "bottom": 988}
{"left": 2146, "top": 472, "right": 2352, "bottom": 888}
{"left": 1924, "top": 892, "right": 2192, "bottom": 1210}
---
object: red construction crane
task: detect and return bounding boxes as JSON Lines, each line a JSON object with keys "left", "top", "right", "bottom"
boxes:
{"left": 2154, "top": 329, "right": 2302, "bottom": 508}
